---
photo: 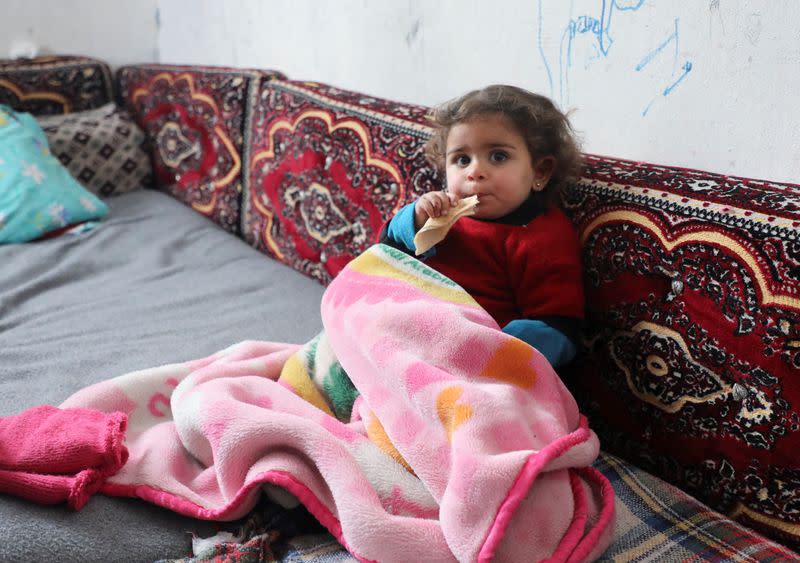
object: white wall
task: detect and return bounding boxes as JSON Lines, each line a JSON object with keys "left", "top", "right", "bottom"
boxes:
{"left": 4, "top": 1, "right": 798, "bottom": 183}
{"left": 155, "top": 0, "right": 800, "bottom": 184}
{"left": 0, "top": 0, "right": 158, "bottom": 67}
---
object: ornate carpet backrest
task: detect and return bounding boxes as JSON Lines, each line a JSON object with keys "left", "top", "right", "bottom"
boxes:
{"left": 29, "top": 58, "right": 797, "bottom": 547}
{"left": 562, "top": 154, "right": 800, "bottom": 548}
{"left": 241, "top": 80, "right": 442, "bottom": 284}
{"left": 116, "top": 64, "right": 285, "bottom": 233}
{"left": 0, "top": 56, "right": 113, "bottom": 115}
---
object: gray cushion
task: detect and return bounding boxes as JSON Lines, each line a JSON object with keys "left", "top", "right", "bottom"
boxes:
{"left": 0, "top": 190, "right": 326, "bottom": 562}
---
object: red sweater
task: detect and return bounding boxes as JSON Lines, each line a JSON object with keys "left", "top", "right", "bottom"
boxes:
{"left": 422, "top": 207, "right": 585, "bottom": 328}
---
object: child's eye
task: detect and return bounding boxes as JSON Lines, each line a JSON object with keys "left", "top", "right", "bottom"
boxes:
{"left": 490, "top": 150, "right": 508, "bottom": 163}
{"left": 453, "top": 155, "right": 470, "bottom": 167}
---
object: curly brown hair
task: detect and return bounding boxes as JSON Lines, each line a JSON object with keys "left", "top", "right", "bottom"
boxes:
{"left": 424, "top": 84, "right": 582, "bottom": 207}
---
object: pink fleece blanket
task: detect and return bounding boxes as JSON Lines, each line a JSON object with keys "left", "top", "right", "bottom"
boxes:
{"left": 62, "top": 244, "right": 614, "bottom": 562}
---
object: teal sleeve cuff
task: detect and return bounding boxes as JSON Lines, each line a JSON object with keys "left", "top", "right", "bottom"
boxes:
{"left": 385, "top": 201, "right": 417, "bottom": 252}
{"left": 385, "top": 201, "right": 436, "bottom": 258}
{"left": 502, "top": 319, "right": 577, "bottom": 367}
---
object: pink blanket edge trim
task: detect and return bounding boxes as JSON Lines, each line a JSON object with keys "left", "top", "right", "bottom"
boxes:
{"left": 565, "top": 466, "right": 616, "bottom": 563}
{"left": 102, "top": 469, "right": 376, "bottom": 563}
{"left": 477, "top": 415, "right": 611, "bottom": 562}
{"left": 545, "top": 471, "right": 591, "bottom": 562}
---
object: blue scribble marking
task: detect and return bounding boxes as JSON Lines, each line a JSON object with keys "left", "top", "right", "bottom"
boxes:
{"left": 663, "top": 61, "right": 693, "bottom": 95}
{"left": 634, "top": 18, "right": 693, "bottom": 115}
{"left": 537, "top": 1, "right": 692, "bottom": 116}
{"left": 597, "top": 0, "right": 646, "bottom": 56}
{"left": 642, "top": 98, "right": 656, "bottom": 116}
{"left": 635, "top": 18, "right": 679, "bottom": 72}
{"left": 642, "top": 59, "right": 693, "bottom": 116}
{"left": 542, "top": 0, "right": 646, "bottom": 104}
{"left": 538, "top": 0, "right": 554, "bottom": 97}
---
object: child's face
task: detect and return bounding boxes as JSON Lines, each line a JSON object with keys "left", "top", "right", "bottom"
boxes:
{"left": 444, "top": 114, "right": 539, "bottom": 220}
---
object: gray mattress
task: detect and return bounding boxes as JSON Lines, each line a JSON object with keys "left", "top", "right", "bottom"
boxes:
{"left": 0, "top": 190, "right": 327, "bottom": 562}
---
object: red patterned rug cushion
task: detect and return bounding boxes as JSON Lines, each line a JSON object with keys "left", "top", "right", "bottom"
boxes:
{"left": 0, "top": 56, "right": 113, "bottom": 115}
{"left": 117, "top": 64, "right": 284, "bottom": 233}
{"left": 241, "top": 80, "right": 441, "bottom": 284}
{"left": 562, "top": 154, "right": 800, "bottom": 548}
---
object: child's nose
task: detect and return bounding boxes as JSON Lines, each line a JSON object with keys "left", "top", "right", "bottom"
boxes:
{"left": 466, "top": 161, "right": 486, "bottom": 181}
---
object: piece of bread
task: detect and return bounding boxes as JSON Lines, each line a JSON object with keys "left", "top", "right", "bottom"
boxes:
{"left": 413, "top": 195, "right": 479, "bottom": 255}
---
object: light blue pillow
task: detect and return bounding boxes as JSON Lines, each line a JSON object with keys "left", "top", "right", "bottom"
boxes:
{"left": 0, "top": 104, "right": 108, "bottom": 243}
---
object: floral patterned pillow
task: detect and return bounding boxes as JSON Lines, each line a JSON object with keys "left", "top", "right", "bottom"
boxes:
{"left": 562, "top": 154, "right": 800, "bottom": 547}
{"left": 0, "top": 105, "right": 107, "bottom": 243}
{"left": 37, "top": 103, "right": 153, "bottom": 197}
{"left": 241, "top": 80, "right": 441, "bottom": 284}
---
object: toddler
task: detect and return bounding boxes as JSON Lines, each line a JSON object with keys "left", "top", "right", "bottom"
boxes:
{"left": 381, "top": 85, "right": 584, "bottom": 367}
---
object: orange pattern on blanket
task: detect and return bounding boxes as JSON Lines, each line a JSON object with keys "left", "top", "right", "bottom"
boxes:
{"left": 436, "top": 386, "right": 473, "bottom": 442}
{"left": 366, "top": 414, "right": 413, "bottom": 473}
{"left": 480, "top": 339, "right": 537, "bottom": 389}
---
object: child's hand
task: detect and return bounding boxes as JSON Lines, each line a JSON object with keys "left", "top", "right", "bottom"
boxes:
{"left": 414, "top": 192, "right": 459, "bottom": 230}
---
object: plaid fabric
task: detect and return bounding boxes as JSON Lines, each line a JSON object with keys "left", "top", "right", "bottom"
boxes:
{"left": 278, "top": 535, "right": 357, "bottom": 563}
{"left": 595, "top": 452, "right": 798, "bottom": 562}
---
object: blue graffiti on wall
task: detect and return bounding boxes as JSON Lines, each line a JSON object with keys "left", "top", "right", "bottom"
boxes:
{"left": 538, "top": 0, "right": 692, "bottom": 116}
{"left": 635, "top": 17, "right": 693, "bottom": 115}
